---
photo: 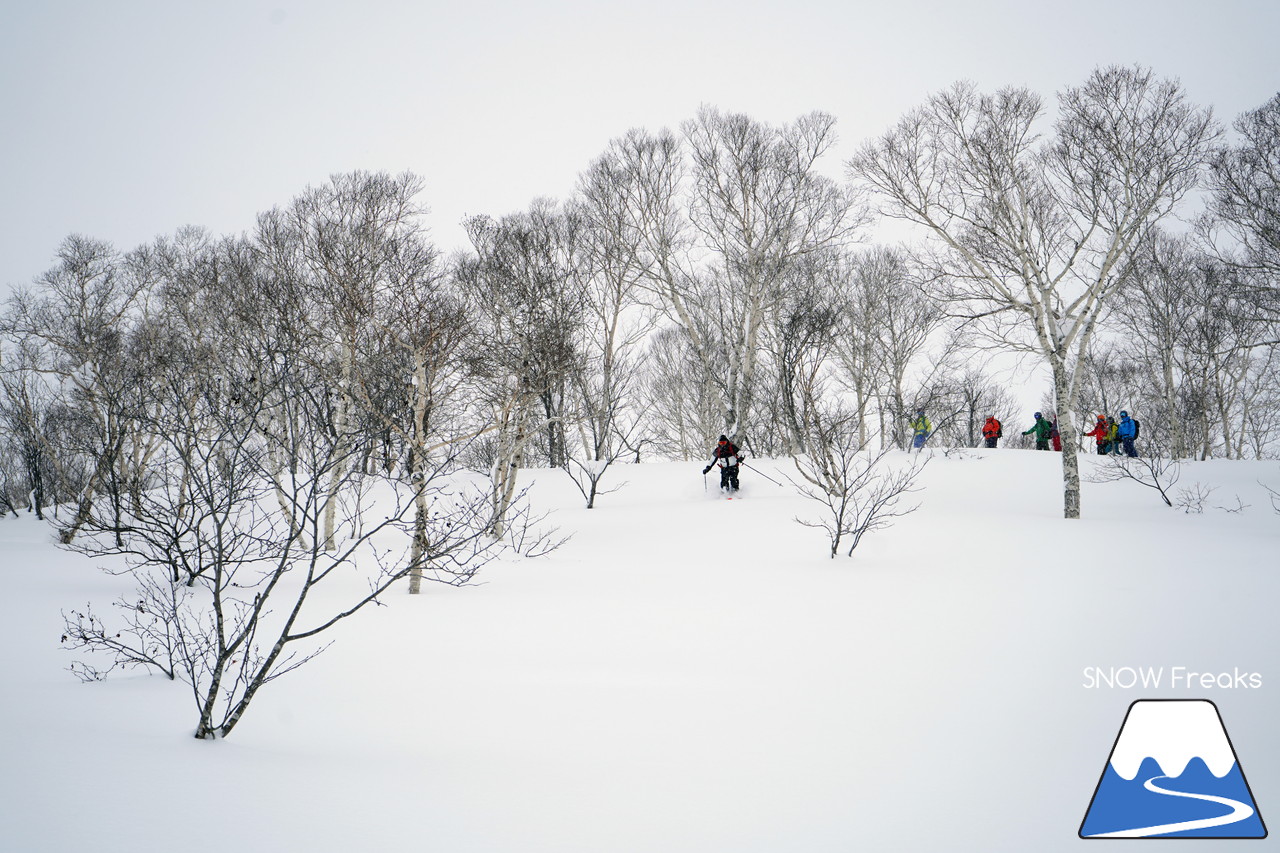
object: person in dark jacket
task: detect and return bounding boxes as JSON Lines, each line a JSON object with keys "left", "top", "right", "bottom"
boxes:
{"left": 1022, "top": 412, "right": 1053, "bottom": 450}
{"left": 702, "top": 435, "right": 745, "bottom": 492}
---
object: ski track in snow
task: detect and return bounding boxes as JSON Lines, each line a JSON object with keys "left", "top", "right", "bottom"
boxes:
{"left": 1085, "top": 775, "right": 1255, "bottom": 838}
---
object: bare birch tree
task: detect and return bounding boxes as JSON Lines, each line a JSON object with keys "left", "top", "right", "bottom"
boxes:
{"left": 0, "top": 338, "right": 57, "bottom": 518}
{"left": 611, "top": 111, "right": 866, "bottom": 443}
{"left": 0, "top": 236, "right": 158, "bottom": 542}
{"left": 459, "top": 200, "right": 587, "bottom": 536}
{"left": 640, "top": 326, "right": 721, "bottom": 460}
{"left": 769, "top": 249, "right": 844, "bottom": 454}
{"left": 560, "top": 158, "right": 656, "bottom": 506}
{"left": 256, "top": 171, "right": 427, "bottom": 550}
{"left": 1203, "top": 92, "right": 1280, "bottom": 323}
{"left": 350, "top": 240, "right": 477, "bottom": 592}
{"left": 1108, "top": 231, "right": 1208, "bottom": 457}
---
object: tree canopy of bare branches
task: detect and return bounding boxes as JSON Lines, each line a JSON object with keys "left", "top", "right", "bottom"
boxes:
{"left": 608, "top": 109, "right": 868, "bottom": 444}
{"left": 848, "top": 66, "right": 1218, "bottom": 517}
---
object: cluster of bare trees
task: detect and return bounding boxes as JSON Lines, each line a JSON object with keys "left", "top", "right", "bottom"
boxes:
{"left": 620, "top": 70, "right": 1275, "bottom": 521}
{"left": 0, "top": 70, "right": 1273, "bottom": 527}
{"left": 848, "top": 67, "right": 1224, "bottom": 518}
{"left": 1079, "top": 229, "right": 1280, "bottom": 461}
{"left": 604, "top": 113, "right": 1004, "bottom": 461}
{"left": 0, "top": 174, "right": 557, "bottom": 736}
{"left": 0, "top": 67, "right": 1277, "bottom": 729}
{"left": 0, "top": 72, "right": 1274, "bottom": 528}
{"left": 1079, "top": 92, "right": 1280, "bottom": 463}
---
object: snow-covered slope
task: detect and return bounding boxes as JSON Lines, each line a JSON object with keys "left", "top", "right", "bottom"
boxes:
{"left": 1, "top": 450, "right": 1276, "bottom": 852}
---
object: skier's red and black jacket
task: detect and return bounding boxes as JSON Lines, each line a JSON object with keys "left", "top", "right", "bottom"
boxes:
{"left": 711, "top": 440, "right": 742, "bottom": 468}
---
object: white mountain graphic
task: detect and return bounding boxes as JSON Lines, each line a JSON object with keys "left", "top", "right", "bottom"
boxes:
{"left": 1080, "top": 699, "right": 1267, "bottom": 839}
{"left": 1109, "top": 700, "right": 1236, "bottom": 780}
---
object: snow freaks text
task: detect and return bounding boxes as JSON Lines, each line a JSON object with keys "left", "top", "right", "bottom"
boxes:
{"left": 1083, "top": 667, "right": 1264, "bottom": 690}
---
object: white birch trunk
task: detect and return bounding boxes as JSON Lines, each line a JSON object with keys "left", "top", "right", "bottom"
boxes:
{"left": 322, "top": 341, "right": 356, "bottom": 550}
{"left": 1051, "top": 357, "right": 1082, "bottom": 519}
{"left": 407, "top": 355, "right": 431, "bottom": 595}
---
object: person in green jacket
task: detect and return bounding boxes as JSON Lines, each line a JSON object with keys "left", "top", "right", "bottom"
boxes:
{"left": 909, "top": 409, "right": 932, "bottom": 451}
{"left": 1022, "top": 411, "right": 1053, "bottom": 450}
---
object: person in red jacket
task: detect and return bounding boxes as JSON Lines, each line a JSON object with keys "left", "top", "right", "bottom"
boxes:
{"left": 982, "top": 415, "right": 1003, "bottom": 448}
{"left": 1083, "top": 414, "right": 1110, "bottom": 455}
{"left": 702, "top": 434, "right": 744, "bottom": 492}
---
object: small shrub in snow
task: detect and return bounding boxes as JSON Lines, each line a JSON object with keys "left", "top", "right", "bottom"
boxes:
{"left": 1088, "top": 454, "right": 1181, "bottom": 508}
{"left": 1215, "top": 495, "right": 1250, "bottom": 514}
{"left": 1175, "top": 483, "right": 1215, "bottom": 514}
{"left": 1262, "top": 477, "right": 1280, "bottom": 516}
{"left": 788, "top": 409, "right": 926, "bottom": 558}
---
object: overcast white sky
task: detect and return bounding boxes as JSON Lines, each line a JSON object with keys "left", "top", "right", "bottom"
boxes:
{"left": 2, "top": 0, "right": 1277, "bottom": 297}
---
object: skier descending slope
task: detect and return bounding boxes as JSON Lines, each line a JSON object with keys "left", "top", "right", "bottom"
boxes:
{"left": 703, "top": 434, "right": 745, "bottom": 496}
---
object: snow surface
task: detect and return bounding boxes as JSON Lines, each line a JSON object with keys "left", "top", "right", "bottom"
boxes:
{"left": 1109, "top": 700, "right": 1237, "bottom": 780}
{"left": 1, "top": 450, "right": 1278, "bottom": 852}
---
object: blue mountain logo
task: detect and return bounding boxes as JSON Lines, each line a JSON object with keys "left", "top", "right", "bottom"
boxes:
{"left": 1080, "top": 700, "right": 1266, "bottom": 839}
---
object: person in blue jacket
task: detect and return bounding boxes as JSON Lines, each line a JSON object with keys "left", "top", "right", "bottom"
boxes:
{"left": 1117, "top": 411, "right": 1139, "bottom": 457}
{"left": 909, "top": 410, "right": 931, "bottom": 451}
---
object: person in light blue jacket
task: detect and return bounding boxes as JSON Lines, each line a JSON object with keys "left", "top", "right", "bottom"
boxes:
{"left": 1116, "top": 411, "right": 1139, "bottom": 457}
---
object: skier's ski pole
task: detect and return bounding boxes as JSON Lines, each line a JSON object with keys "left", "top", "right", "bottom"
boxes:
{"left": 740, "top": 462, "right": 783, "bottom": 487}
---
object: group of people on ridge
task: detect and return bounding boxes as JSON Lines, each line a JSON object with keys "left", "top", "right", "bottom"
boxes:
{"left": 1083, "top": 412, "right": 1140, "bottom": 457}
{"left": 982, "top": 410, "right": 1140, "bottom": 456}
{"left": 702, "top": 407, "right": 1141, "bottom": 491}
{"left": 914, "top": 408, "right": 1142, "bottom": 456}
